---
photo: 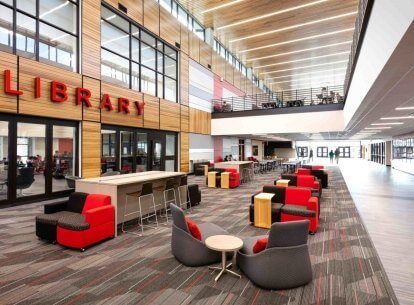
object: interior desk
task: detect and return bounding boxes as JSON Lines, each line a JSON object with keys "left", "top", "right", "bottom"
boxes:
{"left": 214, "top": 161, "right": 253, "bottom": 182}
{"left": 76, "top": 171, "right": 186, "bottom": 236}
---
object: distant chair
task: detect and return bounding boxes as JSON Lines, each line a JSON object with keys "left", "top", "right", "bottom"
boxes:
{"left": 101, "top": 171, "right": 120, "bottom": 177}
{"left": 237, "top": 220, "right": 312, "bottom": 290}
{"left": 16, "top": 167, "right": 35, "bottom": 195}
{"left": 65, "top": 176, "right": 81, "bottom": 189}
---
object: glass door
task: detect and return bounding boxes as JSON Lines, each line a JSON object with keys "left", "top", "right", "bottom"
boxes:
{"left": 16, "top": 122, "right": 46, "bottom": 197}
{"left": 165, "top": 134, "right": 176, "bottom": 171}
{"left": 120, "top": 131, "right": 133, "bottom": 173}
{"left": 0, "top": 121, "right": 9, "bottom": 203}
{"left": 317, "top": 147, "right": 328, "bottom": 158}
{"left": 52, "top": 125, "right": 76, "bottom": 192}
{"left": 101, "top": 130, "right": 117, "bottom": 174}
{"left": 136, "top": 132, "right": 147, "bottom": 172}
{"left": 151, "top": 140, "right": 163, "bottom": 171}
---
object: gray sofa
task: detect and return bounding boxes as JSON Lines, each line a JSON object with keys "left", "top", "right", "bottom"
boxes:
{"left": 171, "top": 204, "right": 233, "bottom": 267}
{"left": 237, "top": 220, "right": 312, "bottom": 290}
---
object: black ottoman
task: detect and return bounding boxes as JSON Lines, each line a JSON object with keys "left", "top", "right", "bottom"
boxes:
{"left": 35, "top": 211, "right": 77, "bottom": 242}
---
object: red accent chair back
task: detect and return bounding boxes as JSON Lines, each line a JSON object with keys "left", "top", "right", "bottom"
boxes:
{"left": 224, "top": 168, "right": 240, "bottom": 188}
{"left": 285, "top": 187, "right": 312, "bottom": 206}
{"left": 296, "top": 168, "right": 311, "bottom": 175}
{"left": 82, "top": 194, "right": 112, "bottom": 213}
{"left": 297, "top": 175, "right": 319, "bottom": 190}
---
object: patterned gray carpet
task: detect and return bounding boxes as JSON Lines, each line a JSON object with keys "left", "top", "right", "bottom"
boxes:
{"left": 0, "top": 167, "right": 399, "bottom": 305}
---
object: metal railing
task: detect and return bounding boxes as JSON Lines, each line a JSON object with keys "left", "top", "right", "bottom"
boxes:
{"left": 344, "top": 0, "right": 374, "bottom": 98}
{"left": 212, "top": 85, "right": 344, "bottom": 113}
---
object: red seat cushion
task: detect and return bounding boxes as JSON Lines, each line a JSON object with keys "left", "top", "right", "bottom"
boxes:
{"left": 185, "top": 217, "right": 202, "bottom": 241}
{"left": 253, "top": 237, "right": 268, "bottom": 253}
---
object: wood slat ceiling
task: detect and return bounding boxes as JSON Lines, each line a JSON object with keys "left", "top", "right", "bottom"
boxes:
{"left": 177, "top": 0, "right": 359, "bottom": 92}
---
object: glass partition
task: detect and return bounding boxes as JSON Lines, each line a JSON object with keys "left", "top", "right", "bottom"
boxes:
{"left": 0, "top": 121, "right": 9, "bottom": 201}
{"left": 101, "top": 130, "right": 117, "bottom": 174}
{"left": 136, "top": 133, "right": 147, "bottom": 172}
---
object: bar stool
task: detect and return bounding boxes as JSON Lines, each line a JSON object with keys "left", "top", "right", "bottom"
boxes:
{"left": 242, "top": 168, "right": 252, "bottom": 183}
{"left": 122, "top": 182, "right": 158, "bottom": 236}
{"left": 154, "top": 178, "right": 177, "bottom": 223}
{"left": 178, "top": 175, "right": 191, "bottom": 213}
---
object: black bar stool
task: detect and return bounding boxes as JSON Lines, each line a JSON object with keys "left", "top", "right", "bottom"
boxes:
{"left": 177, "top": 175, "right": 191, "bottom": 213}
{"left": 154, "top": 178, "right": 177, "bottom": 223}
{"left": 122, "top": 182, "right": 158, "bottom": 236}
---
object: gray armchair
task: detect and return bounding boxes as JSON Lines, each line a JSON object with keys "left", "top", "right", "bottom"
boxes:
{"left": 237, "top": 220, "right": 312, "bottom": 290}
{"left": 171, "top": 203, "right": 233, "bottom": 267}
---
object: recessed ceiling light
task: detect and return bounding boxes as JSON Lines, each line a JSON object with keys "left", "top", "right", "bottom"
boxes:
{"left": 217, "top": 0, "right": 328, "bottom": 29}
{"left": 254, "top": 51, "right": 349, "bottom": 69}
{"left": 247, "top": 41, "right": 352, "bottom": 62}
{"left": 201, "top": 0, "right": 245, "bottom": 14}
{"left": 380, "top": 116, "right": 414, "bottom": 120}
{"left": 395, "top": 106, "right": 414, "bottom": 110}
{"left": 230, "top": 12, "right": 357, "bottom": 43}
{"left": 365, "top": 127, "right": 392, "bottom": 130}
{"left": 261, "top": 60, "right": 349, "bottom": 75}
{"left": 239, "top": 28, "right": 354, "bottom": 53}
{"left": 266, "top": 67, "right": 348, "bottom": 80}
{"left": 371, "top": 122, "right": 404, "bottom": 125}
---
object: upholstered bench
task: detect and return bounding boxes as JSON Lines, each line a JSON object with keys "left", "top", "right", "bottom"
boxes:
{"left": 281, "top": 205, "right": 316, "bottom": 218}
{"left": 36, "top": 211, "right": 79, "bottom": 242}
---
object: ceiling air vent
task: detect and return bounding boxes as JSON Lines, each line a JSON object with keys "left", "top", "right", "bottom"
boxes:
{"left": 118, "top": 3, "right": 127, "bottom": 14}
{"left": 175, "top": 42, "right": 181, "bottom": 49}
{"left": 208, "top": 64, "right": 212, "bottom": 69}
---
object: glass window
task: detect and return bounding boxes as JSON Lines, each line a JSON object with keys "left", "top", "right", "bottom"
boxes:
{"left": 120, "top": 131, "right": 133, "bottom": 173}
{"left": 0, "top": 0, "right": 13, "bottom": 5}
{"left": 172, "top": 1, "right": 178, "bottom": 18}
{"left": 0, "top": 5, "right": 13, "bottom": 52}
{"left": 188, "top": 16, "right": 193, "bottom": 31}
{"left": 131, "top": 62, "right": 139, "bottom": 90}
{"left": 157, "top": 73, "right": 163, "bottom": 98}
{"left": 177, "top": 6, "right": 187, "bottom": 26}
{"left": 0, "top": 121, "right": 9, "bottom": 202}
{"left": 101, "top": 21, "right": 129, "bottom": 56}
{"left": 141, "top": 42, "right": 156, "bottom": 69}
{"left": 131, "top": 37, "right": 139, "bottom": 62}
{"left": 194, "top": 21, "right": 204, "bottom": 40}
{"left": 141, "top": 31, "right": 156, "bottom": 48}
{"left": 52, "top": 125, "right": 76, "bottom": 192}
{"left": 39, "top": 0, "right": 77, "bottom": 34}
{"left": 16, "top": 0, "right": 36, "bottom": 15}
{"left": 101, "top": 130, "right": 117, "bottom": 174}
{"left": 141, "top": 66, "right": 156, "bottom": 96}
{"left": 136, "top": 133, "right": 147, "bottom": 172}
{"left": 39, "top": 22, "right": 77, "bottom": 71}
{"left": 16, "top": 13, "right": 36, "bottom": 59}
{"left": 157, "top": 52, "right": 163, "bottom": 73}
{"left": 160, "top": 0, "right": 171, "bottom": 12}
{"left": 165, "top": 77, "right": 176, "bottom": 102}
{"left": 164, "top": 45, "right": 176, "bottom": 60}
{"left": 165, "top": 56, "right": 176, "bottom": 79}
{"left": 101, "top": 49, "right": 130, "bottom": 88}
{"left": 101, "top": 6, "right": 129, "bottom": 32}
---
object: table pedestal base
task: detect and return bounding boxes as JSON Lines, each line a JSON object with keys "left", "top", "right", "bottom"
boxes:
{"left": 208, "top": 252, "right": 241, "bottom": 281}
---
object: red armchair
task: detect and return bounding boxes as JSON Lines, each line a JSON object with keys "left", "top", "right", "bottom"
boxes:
{"left": 312, "top": 165, "right": 324, "bottom": 170}
{"left": 224, "top": 168, "right": 240, "bottom": 188}
{"left": 56, "top": 194, "right": 115, "bottom": 251}
{"left": 297, "top": 175, "right": 321, "bottom": 194}
{"left": 280, "top": 187, "right": 319, "bottom": 234}
{"left": 296, "top": 168, "right": 311, "bottom": 175}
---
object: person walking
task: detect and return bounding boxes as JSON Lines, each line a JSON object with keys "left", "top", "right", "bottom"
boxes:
{"left": 329, "top": 150, "right": 334, "bottom": 163}
{"left": 309, "top": 149, "right": 313, "bottom": 162}
{"left": 334, "top": 148, "right": 340, "bottom": 164}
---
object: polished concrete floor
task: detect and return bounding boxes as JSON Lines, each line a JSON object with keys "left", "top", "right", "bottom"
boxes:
{"left": 339, "top": 159, "right": 414, "bottom": 305}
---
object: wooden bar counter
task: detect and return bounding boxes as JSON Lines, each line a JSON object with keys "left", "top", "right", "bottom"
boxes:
{"left": 76, "top": 171, "right": 186, "bottom": 236}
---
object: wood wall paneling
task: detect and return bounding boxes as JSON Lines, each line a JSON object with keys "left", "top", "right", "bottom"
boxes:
{"left": 180, "top": 105, "right": 189, "bottom": 132}
{"left": 160, "top": 99, "right": 180, "bottom": 131}
{"left": 100, "top": 82, "right": 144, "bottom": 127}
{"left": 82, "top": 76, "right": 101, "bottom": 122}
{"left": 189, "top": 107, "right": 210, "bottom": 135}
{"left": 18, "top": 58, "right": 82, "bottom": 120}
{"left": 82, "top": 0, "right": 101, "bottom": 79}
{"left": 82, "top": 121, "right": 101, "bottom": 178}
{"left": 199, "top": 41, "right": 212, "bottom": 69}
{"left": 233, "top": 71, "right": 241, "bottom": 90}
{"left": 160, "top": 8, "right": 180, "bottom": 46}
{"left": 180, "top": 53, "right": 189, "bottom": 106}
{"left": 189, "top": 32, "right": 200, "bottom": 62}
{"left": 143, "top": 0, "right": 160, "bottom": 36}
{"left": 180, "top": 26, "right": 189, "bottom": 55}
{"left": 180, "top": 131, "right": 189, "bottom": 172}
{"left": 0, "top": 51, "right": 18, "bottom": 113}
{"left": 143, "top": 93, "right": 160, "bottom": 129}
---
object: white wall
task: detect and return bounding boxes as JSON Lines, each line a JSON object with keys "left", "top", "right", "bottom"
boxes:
{"left": 344, "top": 0, "right": 414, "bottom": 127}
{"left": 212, "top": 110, "right": 344, "bottom": 135}
{"left": 189, "top": 133, "right": 214, "bottom": 162}
{"left": 252, "top": 140, "right": 263, "bottom": 160}
{"left": 189, "top": 60, "right": 214, "bottom": 113}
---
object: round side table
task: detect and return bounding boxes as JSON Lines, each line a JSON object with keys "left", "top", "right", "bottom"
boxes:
{"left": 205, "top": 235, "right": 243, "bottom": 281}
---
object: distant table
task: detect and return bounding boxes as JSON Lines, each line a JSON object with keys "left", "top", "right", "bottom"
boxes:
{"left": 281, "top": 161, "right": 301, "bottom": 173}
{"left": 76, "top": 171, "right": 185, "bottom": 236}
{"left": 220, "top": 172, "right": 230, "bottom": 189}
{"left": 208, "top": 171, "right": 218, "bottom": 188}
{"left": 276, "top": 179, "right": 290, "bottom": 187}
{"left": 214, "top": 161, "right": 253, "bottom": 182}
{"left": 254, "top": 192, "right": 275, "bottom": 229}
{"left": 205, "top": 235, "right": 243, "bottom": 281}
